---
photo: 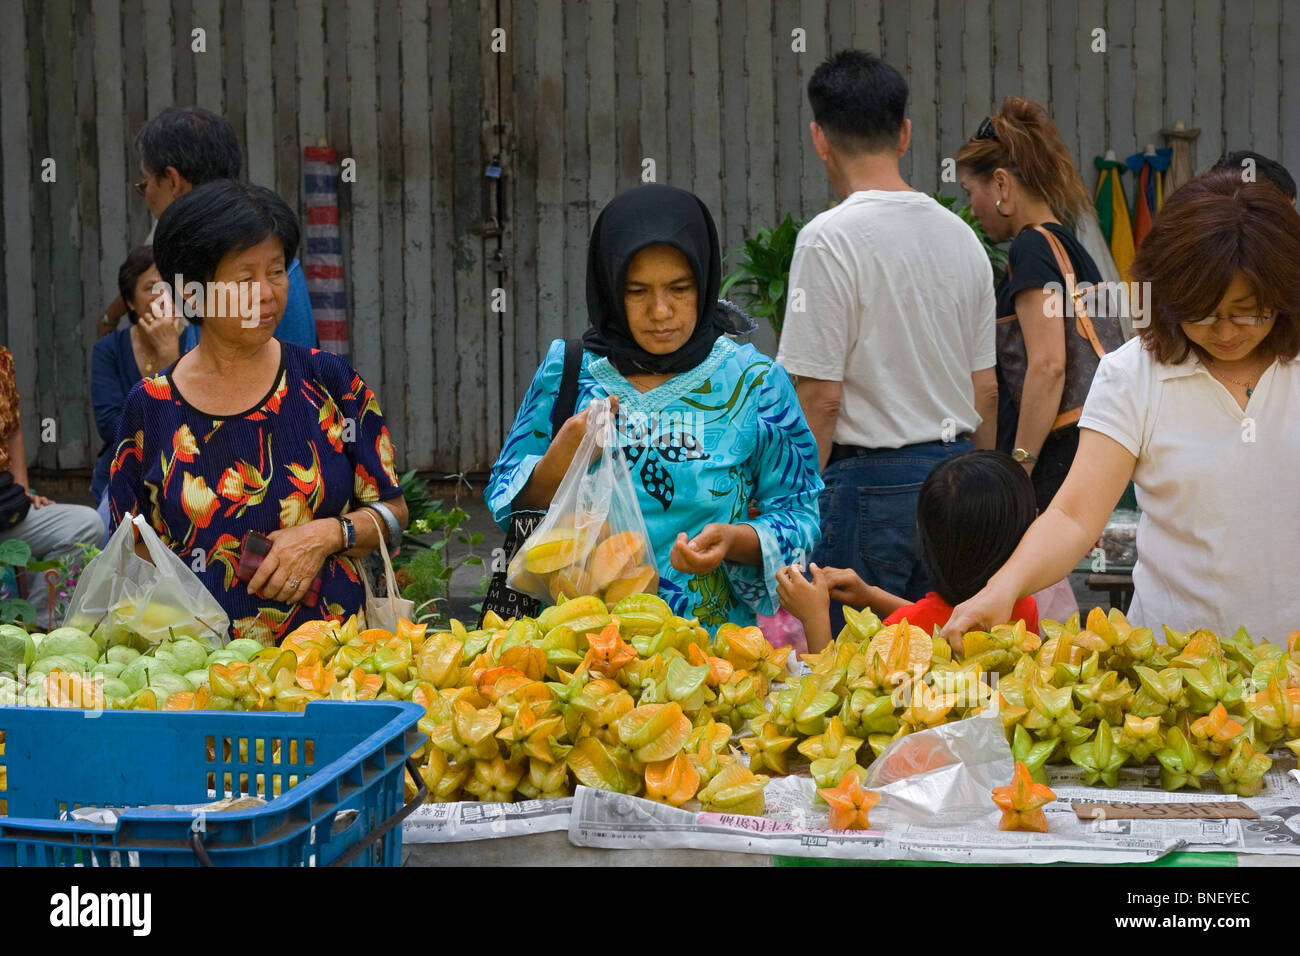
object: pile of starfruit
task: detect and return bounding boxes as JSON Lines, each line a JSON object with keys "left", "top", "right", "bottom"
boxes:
{"left": 721, "top": 605, "right": 1297, "bottom": 800}
{"left": 375, "top": 593, "right": 781, "bottom": 812}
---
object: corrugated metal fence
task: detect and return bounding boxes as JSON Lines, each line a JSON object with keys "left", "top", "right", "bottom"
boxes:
{"left": 3, "top": 0, "right": 1297, "bottom": 475}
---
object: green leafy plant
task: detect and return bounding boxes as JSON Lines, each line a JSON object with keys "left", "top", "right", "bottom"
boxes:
{"left": 392, "top": 470, "right": 486, "bottom": 627}
{"left": 0, "top": 539, "right": 37, "bottom": 625}
{"left": 719, "top": 214, "right": 807, "bottom": 337}
{"left": 934, "top": 193, "right": 1009, "bottom": 284}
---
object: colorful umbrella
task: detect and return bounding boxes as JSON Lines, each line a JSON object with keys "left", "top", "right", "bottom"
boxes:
{"left": 1094, "top": 155, "right": 1136, "bottom": 280}
{"left": 1126, "top": 147, "right": 1173, "bottom": 247}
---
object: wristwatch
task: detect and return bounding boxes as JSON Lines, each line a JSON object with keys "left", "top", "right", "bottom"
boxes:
{"left": 336, "top": 515, "right": 356, "bottom": 551}
{"left": 1012, "top": 447, "right": 1039, "bottom": 465}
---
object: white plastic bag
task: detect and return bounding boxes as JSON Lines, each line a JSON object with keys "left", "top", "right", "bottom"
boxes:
{"left": 63, "top": 513, "right": 230, "bottom": 647}
{"left": 507, "top": 398, "right": 659, "bottom": 606}
{"left": 864, "top": 701, "right": 1013, "bottom": 827}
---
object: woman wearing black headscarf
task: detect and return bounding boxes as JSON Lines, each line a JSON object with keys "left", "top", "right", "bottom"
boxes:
{"left": 486, "top": 184, "right": 823, "bottom": 628}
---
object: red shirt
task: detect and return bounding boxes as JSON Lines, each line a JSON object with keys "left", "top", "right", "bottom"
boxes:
{"left": 883, "top": 592, "right": 1039, "bottom": 636}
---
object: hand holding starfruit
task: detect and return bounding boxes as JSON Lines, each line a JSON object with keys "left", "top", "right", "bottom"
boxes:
{"left": 697, "top": 763, "right": 768, "bottom": 817}
{"left": 818, "top": 768, "right": 881, "bottom": 830}
{"left": 992, "top": 761, "right": 1057, "bottom": 833}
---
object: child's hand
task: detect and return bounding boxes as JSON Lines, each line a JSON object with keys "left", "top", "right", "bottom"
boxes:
{"left": 776, "top": 562, "right": 829, "bottom": 624}
{"left": 823, "top": 567, "right": 874, "bottom": 608}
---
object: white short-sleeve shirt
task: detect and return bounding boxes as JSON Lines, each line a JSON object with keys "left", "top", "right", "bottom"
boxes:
{"left": 1079, "top": 337, "right": 1300, "bottom": 642}
{"left": 776, "top": 191, "right": 996, "bottom": 449}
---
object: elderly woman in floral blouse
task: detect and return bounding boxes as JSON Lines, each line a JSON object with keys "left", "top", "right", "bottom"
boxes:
{"left": 109, "top": 180, "right": 407, "bottom": 645}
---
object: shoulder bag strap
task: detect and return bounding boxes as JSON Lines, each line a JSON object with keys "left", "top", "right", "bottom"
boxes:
{"left": 548, "top": 338, "right": 585, "bottom": 440}
{"left": 1034, "top": 225, "right": 1106, "bottom": 360}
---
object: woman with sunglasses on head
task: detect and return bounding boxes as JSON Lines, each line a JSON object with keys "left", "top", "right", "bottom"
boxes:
{"left": 941, "top": 169, "right": 1300, "bottom": 651}
{"left": 956, "top": 98, "right": 1105, "bottom": 513}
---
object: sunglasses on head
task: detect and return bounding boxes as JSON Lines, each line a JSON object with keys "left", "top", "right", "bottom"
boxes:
{"left": 975, "top": 116, "right": 998, "bottom": 141}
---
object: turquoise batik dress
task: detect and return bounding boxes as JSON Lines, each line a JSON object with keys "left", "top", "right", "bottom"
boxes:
{"left": 486, "top": 336, "right": 823, "bottom": 629}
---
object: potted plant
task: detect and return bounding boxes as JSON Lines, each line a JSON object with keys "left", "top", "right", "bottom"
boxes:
{"left": 719, "top": 214, "right": 807, "bottom": 339}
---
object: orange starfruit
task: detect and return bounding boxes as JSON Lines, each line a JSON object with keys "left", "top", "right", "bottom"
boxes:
{"left": 644, "top": 752, "right": 700, "bottom": 807}
{"left": 992, "top": 760, "right": 1056, "bottom": 832}
{"left": 577, "top": 622, "right": 637, "bottom": 678}
{"left": 818, "top": 768, "right": 880, "bottom": 830}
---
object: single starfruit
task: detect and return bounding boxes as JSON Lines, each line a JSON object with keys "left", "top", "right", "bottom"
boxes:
{"left": 770, "top": 674, "right": 840, "bottom": 737}
{"left": 1011, "top": 724, "right": 1057, "bottom": 783}
{"left": 567, "top": 736, "right": 637, "bottom": 794}
{"left": 665, "top": 656, "right": 714, "bottom": 716}
{"left": 429, "top": 699, "right": 503, "bottom": 762}
{"left": 714, "top": 671, "right": 767, "bottom": 730}
{"left": 1180, "top": 654, "right": 1242, "bottom": 715}
{"left": 715, "top": 624, "right": 790, "bottom": 682}
{"left": 1116, "top": 714, "right": 1164, "bottom": 765}
{"left": 1189, "top": 703, "right": 1246, "bottom": 756}
{"left": 496, "top": 699, "right": 565, "bottom": 763}
{"left": 687, "top": 642, "right": 734, "bottom": 687}
{"left": 516, "top": 754, "right": 571, "bottom": 800}
{"left": 577, "top": 622, "right": 637, "bottom": 678}
{"left": 1155, "top": 726, "right": 1213, "bottom": 791}
{"left": 643, "top": 752, "right": 700, "bottom": 807}
{"left": 1212, "top": 737, "right": 1271, "bottom": 797}
{"left": 1024, "top": 678, "right": 1087, "bottom": 745}
{"left": 818, "top": 768, "right": 881, "bottom": 830}
{"left": 992, "top": 760, "right": 1057, "bottom": 832}
{"left": 810, "top": 749, "right": 870, "bottom": 790}
{"left": 739, "top": 715, "right": 799, "bottom": 775}
{"left": 840, "top": 687, "right": 901, "bottom": 737}
{"left": 463, "top": 755, "right": 525, "bottom": 802}
{"left": 610, "top": 593, "right": 673, "bottom": 639}
{"left": 1068, "top": 720, "right": 1126, "bottom": 787}
{"left": 1246, "top": 677, "right": 1300, "bottom": 744}
{"left": 862, "top": 619, "right": 932, "bottom": 687}
{"left": 899, "top": 678, "right": 957, "bottom": 732}
{"left": 573, "top": 677, "right": 635, "bottom": 745}
{"left": 697, "top": 763, "right": 768, "bottom": 816}
{"left": 1071, "top": 658, "right": 1133, "bottom": 725}
{"left": 797, "top": 715, "right": 863, "bottom": 763}
{"left": 616, "top": 702, "right": 691, "bottom": 762}
{"left": 420, "top": 748, "right": 470, "bottom": 802}
{"left": 1130, "top": 665, "right": 1186, "bottom": 722}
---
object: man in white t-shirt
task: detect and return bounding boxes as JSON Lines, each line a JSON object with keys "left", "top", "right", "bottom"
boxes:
{"left": 777, "top": 51, "right": 997, "bottom": 630}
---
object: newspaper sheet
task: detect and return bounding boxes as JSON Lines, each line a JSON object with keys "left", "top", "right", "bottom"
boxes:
{"left": 567, "top": 753, "right": 1300, "bottom": 863}
{"left": 403, "top": 797, "right": 573, "bottom": 843}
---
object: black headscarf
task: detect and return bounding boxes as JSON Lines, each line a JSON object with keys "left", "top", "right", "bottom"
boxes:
{"left": 583, "top": 184, "right": 745, "bottom": 375}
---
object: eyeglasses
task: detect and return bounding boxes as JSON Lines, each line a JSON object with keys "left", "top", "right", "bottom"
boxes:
{"left": 133, "top": 179, "right": 148, "bottom": 197}
{"left": 975, "top": 116, "right": 998, "bottom": 141}
{"left": 1182, "top": 315, "right": 1274, "bottom": 327}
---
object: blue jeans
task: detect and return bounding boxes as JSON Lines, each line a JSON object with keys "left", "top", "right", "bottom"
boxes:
{"left": 812, "top": 437, "right": 973, "bottom": 635}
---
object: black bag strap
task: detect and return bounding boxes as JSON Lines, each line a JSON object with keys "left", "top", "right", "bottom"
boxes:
{"left": 548, "top": 338, "right": 584, "bottom": 439}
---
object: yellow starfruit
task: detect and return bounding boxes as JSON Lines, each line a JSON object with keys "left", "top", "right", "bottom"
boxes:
{"left": 739, "top": 716, "right": 798, "bottom": 775}
{"left": 697, "top": 763, "right": 768, "bottom": 816}
{"left": 616, "top": 702, "right": 691, "bottom": 762}
{"left": 1067, "top": 720, "right": 1126, "bottom": 787}
{"left": 1155, "top": 726, "right": 1213, "bottom": 791}
{"left": 1212, "top": 737, "right": 1271, "bottom": 797}
{"left": 464, "top": 755, "right": 525, "bottom": 802}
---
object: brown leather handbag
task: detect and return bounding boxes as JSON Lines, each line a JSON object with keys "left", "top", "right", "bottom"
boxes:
{"left": 996, "top": 226, "right": 1126, "bottom": 431}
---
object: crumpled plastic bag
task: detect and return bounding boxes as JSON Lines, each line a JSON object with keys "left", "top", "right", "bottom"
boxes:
{"left": 864, "top": 701, "right": 1013, "bottom": 827}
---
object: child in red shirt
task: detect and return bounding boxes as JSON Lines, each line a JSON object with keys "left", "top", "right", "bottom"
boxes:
{"left": 777, "top": 450, "right": 1040, "bottom": 651}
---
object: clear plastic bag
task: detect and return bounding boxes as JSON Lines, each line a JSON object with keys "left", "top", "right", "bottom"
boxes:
{"left": 507, "top": 398, "right": 659, "bottom": 606}
{"left": 864, "top": 701, "right": 1013, "bottom": 827}
{"left": 63, "top": 513, "right": 230, "bottom": 647}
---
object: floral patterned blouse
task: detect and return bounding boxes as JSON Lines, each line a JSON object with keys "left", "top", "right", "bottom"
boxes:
{"left": 487, "top": 336, "right": 823, "bottom": 629}
{"left": 109, "top": 343, "right": 403, "bottom": 645}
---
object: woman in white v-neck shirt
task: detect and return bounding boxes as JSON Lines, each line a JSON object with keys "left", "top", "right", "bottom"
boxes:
{"left": 942, "top": 170, "right": 1300, "bottom": 648}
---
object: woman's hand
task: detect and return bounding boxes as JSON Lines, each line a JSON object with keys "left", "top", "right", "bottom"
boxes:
{"left": 669, "top": 524, "right": 733, "bottom": 575}
{"left": 939, "top": 581, "right": 1019, "bottom": 656}
{"left": 516, "top": 395, "right": 619, "bottom": 510}
{"left": 246, "top": 519, "right": 341, "bottom": 604}
{"left": 26, "top": 491, "right": 54, "bottom": 509}
{"left": 137, "top": 307, "right": 183, "bottom": 356}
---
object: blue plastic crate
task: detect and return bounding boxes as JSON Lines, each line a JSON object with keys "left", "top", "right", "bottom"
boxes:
{"left": 0, "top": 700, "right": 425, "bottom": 867}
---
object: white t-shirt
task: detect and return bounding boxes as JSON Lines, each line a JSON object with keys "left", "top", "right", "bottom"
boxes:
{"left": 776, "top": 190, "right": 996, "bottom": 449}
{"left": 1079, "top": 337, "right": 1300, "bottom": 642}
